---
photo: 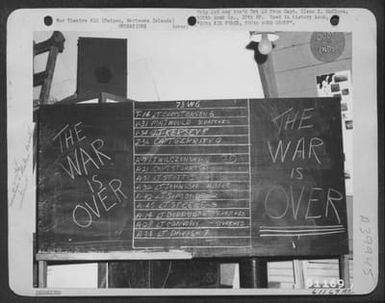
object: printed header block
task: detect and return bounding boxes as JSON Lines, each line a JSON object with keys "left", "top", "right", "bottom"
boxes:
{"left": 37, "top": 98, "right": 348, "bottom": 259}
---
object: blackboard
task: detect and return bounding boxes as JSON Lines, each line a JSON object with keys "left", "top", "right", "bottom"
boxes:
{"left": 37, "top": 98, "right": 348, "bottom": 259}
{"left": 37, "top": 104, "right": 134, "bottom": 253}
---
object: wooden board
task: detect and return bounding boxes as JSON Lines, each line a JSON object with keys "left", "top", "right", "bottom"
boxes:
{"left": 77, "top": 37, "right": 127, "bottom": 97}
{"left": 37, "top": 98, "right": 348, "bottom": 259}
{"left": 37, "top": 104, "right": 134, "bottom": 252}
{"left": 248, "top": 99, "right": 348, "bottom": 256}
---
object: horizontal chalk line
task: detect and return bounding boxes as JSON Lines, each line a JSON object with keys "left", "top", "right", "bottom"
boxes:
{"left": 135, "top": 107, "right": 247, "bottom": 111}
{"left": 135, "top": 200, "right": 249, "bottom": 203}
{"left": 259, "top": 231, "right": 345, "bottom": 237}
{"left": 260, "top": 225, "right": 343, "bottom": 229}
{"left": 135, "top": 125, "right": 248, "bottom": 129}
{"left": 133, "top": 171, "right": 249, "bottom": 174}
{"left": 135, "top": 207, "right": 250, "bottom": 211}
{"left": 134, "top": 135, "right": 249, "bottom": 138}
{"left": 135, "top": 144, "right": 250, "bottom": 146}
{"left": 134, "top": 162, "right": 249, "bottom": 166}
{"left": 179, "top": 245, "right": 252, "bottom": 248}
{"left": 135, "top": 181, "right": 249, "bottom": 184}
{"left": 260, "top": 228, "right": 344, "bottom": 233}
{"left": 135, "top": 153, "right": 249, "bottom": 156}
{"left": 135, "top": 199, "right": 250, "bottom": 202}
{"left": 133, "top": 245, "right": 252, "bottom": 249}
{"left": 134, "top": 116, "right": 248, "bottom": 120}
{"left": 135, "top": 217, "right": 250, "bottom": 221}
{"left": 135, "top": 189, "right": 250, "bottom": 192}
{"left": 134, "top": 226, "right": 250, "bottom": 230}
{"left": 134, "top": 236, "right": 250, "bottom": 239}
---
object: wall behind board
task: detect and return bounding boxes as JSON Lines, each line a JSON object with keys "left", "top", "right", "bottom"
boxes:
{"left": 272, "top": 32, "right": 352, "bottom": 98}
{"left": 33, "top": 31, "right": 264, "bottom": 102}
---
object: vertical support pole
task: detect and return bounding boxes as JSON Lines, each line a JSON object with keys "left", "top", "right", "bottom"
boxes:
{"left": 292, "top": 259, "right": 306, "bottom": 288}
{"left": 239, "top": 258, "right": 268, "bottom": 288}
{"left": 256, "top": 54, "right": 279, "bottom": 98}
{"left": 216, "top": 262, "right": 221, "bottom": 288}
{"left": 147, "top": 260, "right": 152, "bottom": 288}
{"left": 100, "top": 92, "right": 107, "bottom": 103}
{"left": 34, "top": 31, "right": 65, "bottom": 104}
{"left": 339, "top": 255, "right": 350, "bottom": 288}
{"left": 98, "top": 262, "right": 108, "bottom": 288}
{"left": 39, "top": 47, "right": 59, "bottom": 104}
{"left": 33, "top": 260, "right": 38, "bottom": 288}
{"left": 246, "top": 41, "right": 279, "bottom": 98}
{"left": 239, "top": 40, "right": 278, "bottom": 290}
{"left": 38, "top": 261, "right": 47, "bottom": 288}
{"left": 33, "top": 233, "right": 38, "bottom": 288}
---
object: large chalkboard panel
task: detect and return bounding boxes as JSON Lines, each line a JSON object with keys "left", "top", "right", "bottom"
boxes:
{"left": 133, "top": 99, "right": 252, "bottom": 249}
{"left": 37, "top": 99, "right": 348, "bottom": 259}
{"left": 249, "top": 99, "right": 348, "bottom": 256}
{"left": 37, "top": 104, "right": 134, "bottom": 252}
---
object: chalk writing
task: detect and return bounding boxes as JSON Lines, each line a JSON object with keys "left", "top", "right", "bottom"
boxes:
{"left": 267, "top": 137, "right": 324, "bottom": 164}
{"left": 255, "top": 100, "right": 346, "bottom": 239}
{"left": 53, "top": 122, "right": 86, "bottom": 152}
{"left": 271, "top": 107, "right": 315, "bottom": 133}
{"left": 51, "top": 122, "right": 127, "bottom": 228}
{"left": 260, "top": 225, "right": 345, "bottom": 237}
{"left": 176, "top": 100, "right": 201, "bottom": 108}
{"left": 135, "top": 127, "right": 211, "bottom": 137}
{"left": 72, "top": 176, "right": 127, "bottom": 228}
{"left": 135, "top": 110, "right": 215, "bottom": 119}
{"left": 37, "top": 99, "right": 347, "bottom": 257}
{"left": 133, "top": 100, "right": 252, "bottom": 248}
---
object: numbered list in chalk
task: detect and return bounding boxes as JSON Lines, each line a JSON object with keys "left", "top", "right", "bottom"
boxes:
{"left": 132, "top": 100, "right": 252, "bottom": 248}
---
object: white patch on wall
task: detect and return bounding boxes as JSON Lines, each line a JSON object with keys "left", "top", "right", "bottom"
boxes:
{"left": 316, "top": 70, "right": 353, "bottom": 195}
{"left": 47, "top": 263, "right": 98, "bottom": 288}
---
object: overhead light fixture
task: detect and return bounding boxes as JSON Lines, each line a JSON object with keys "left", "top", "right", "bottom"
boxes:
{"left": 249, "top": 32, "right": 279, "bottom": 55}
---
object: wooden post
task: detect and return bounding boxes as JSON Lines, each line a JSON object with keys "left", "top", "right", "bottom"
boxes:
{"left": 239, "top": 258, "right": 268, "bottom": 288}
{"left": 33, "top": 31, "right": 65, "bottom": 104}
{"left": 246, "top": 41, "right": 279, "bottom": 98}
{"left": 292, "top": 259, "right": 306, "bottom": 288}
{"left": 34, "top": 233, "right": 48, "bottom": 288}
{"left": 38, "top": 261, "right": 47, "bottom": 288}
{"left": 33, "top": 233, "right": 38, "bottom": 288}
{"left": 339, "top": 255, "right": 350, "bottom": 288}
{"left": 237, "top": 40, "right": 278, "bottom": 290}
{"left": 147, "top": 260, "right": 152, "bottom": 288}
{"left": 97, "top": 262, "right": 108, "bottom": 288}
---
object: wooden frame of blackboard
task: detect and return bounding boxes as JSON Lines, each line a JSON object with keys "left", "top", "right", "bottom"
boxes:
{"left": 58, "top": 91, "right": 134, "bottom": 104}
{"left": 36, "top": 98, "right": 349, "bottom": 262}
